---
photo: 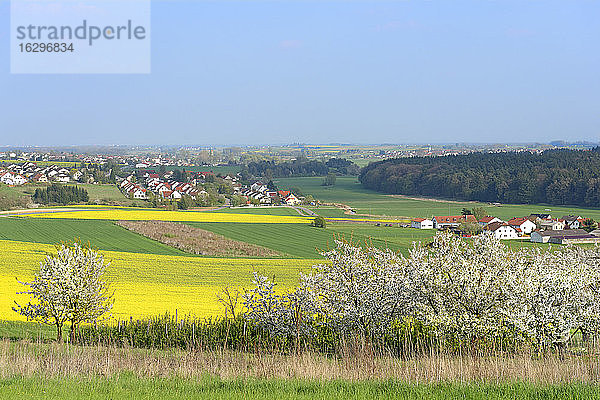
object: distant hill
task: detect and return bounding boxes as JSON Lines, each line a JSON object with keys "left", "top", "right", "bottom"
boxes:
{"left": 359, "top": 148, "right": 600, "bottom": 207}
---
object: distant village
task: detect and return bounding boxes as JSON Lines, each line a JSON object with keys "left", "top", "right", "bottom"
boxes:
{"left": 118, "top": 171, "right": 301, "bottom": 206}
{"left": 411, "top": 214, "right": 600, "bottom": 244}
{"left": 0, "top": 162, "right": 85, "bottom": 185}
{"left": 2, "top": 159, "right": 600, "bottom": 244}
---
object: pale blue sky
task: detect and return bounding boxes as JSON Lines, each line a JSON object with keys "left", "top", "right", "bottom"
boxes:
{"left": 1, "top": 0, "right": 599, "bottom": 146}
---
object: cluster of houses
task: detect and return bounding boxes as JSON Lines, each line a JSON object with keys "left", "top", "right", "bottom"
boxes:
{"left": 237, "top": 182, "right": 301, "bottom": 206}
{"left": 118, "top": 170, "right": 302, "bottom": 206}
{"left": 411, "top": 213, "right": 600, "bottom": 244}
{"left": 119, "top": 172, "right": 208, "bottom": 201}
{"left": 0, "top": 163, "right": 83, "bottom": 186}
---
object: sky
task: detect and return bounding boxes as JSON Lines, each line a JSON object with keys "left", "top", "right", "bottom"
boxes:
{"left": 0, "top": 0, "right": 599, "bottom": 146}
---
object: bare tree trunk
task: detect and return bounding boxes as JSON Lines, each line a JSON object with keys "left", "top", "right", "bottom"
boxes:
{"left": 56, "top": 323, "right": 63, "bottom": 343}
{"left": 70, "top": 322, "right": 78, "bottom": 344}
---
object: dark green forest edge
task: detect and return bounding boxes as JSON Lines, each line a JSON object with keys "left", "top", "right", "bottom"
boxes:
{"left": 359, "top": 148, "right": 600, "bottom": 207}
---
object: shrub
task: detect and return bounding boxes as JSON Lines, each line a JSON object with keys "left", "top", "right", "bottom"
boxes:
{"left": 312, "top": 216, "right": 326, "bottom": 228}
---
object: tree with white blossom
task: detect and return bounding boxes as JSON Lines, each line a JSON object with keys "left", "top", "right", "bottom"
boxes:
{"left": 243, "top": 231, "right": 600, "bottom": 352}
{"left": 14, "top": 240, "right": 114, "bottom": 342}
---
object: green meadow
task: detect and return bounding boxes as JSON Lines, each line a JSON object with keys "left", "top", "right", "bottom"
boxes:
{"left": 186, "top": 222, "right": 416, "bottom": 258}
{"left": 278, "top": 176, "right": 600, "bottom": 221}
{"left": 0, "top": 217, "right": 185, "bottom": 256}
{"left": 0, "top": 183, "right": 148, "bottom": 207}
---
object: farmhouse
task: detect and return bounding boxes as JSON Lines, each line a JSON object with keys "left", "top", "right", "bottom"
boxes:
{"left": 478, "top": 216, "right": 503, "bottom": 227}
{"left": 279, "top": 191, "right": 300, "bottom": 205}
{"left": 530, "top": 229, "right": 588, "bottom": 243}
{"left": 411, "top": 218, "right": 434, "bottom": 229}
{"left": 432, "top": 215, "right": 477, "bottom": 229}
{"left": 507, "top": 217, "right": 537, "bottom": 235}
{"left": 485, "top": 222, "right": 519, "bottom": 240}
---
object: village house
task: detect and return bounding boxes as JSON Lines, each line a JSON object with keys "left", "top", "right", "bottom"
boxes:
{"left": 432, "top": 215, "right": 477, "bottom": 229}
{"left": 277, "top": 191, "right": 300, "bottom": 205}
{"left": 561, "top": 215, "right": 583, "bottom": 229}
{"left": 251, "top": 182, "right": 268, "bottom": 193}
{"left": 507, "top": 217, "right": 537, "bottom": 235}
{"left": 485, "top": 222, "right": 519, "bottom": 240}
{"left": 131, "top": 187, "right": 147, "bottom": 199}
{"left": 477, "top": 216, "right": 503, "bottom": 227}
{"left": 411, "top": 218, "right": 434, "bottom": 229}
{"left": 539, "top": 219, "right": 565, "bottom": 231}
{"left": 0, "top": 171, "right": 28, "bottom": 185}
{"left": 32, "top": 173, "right": 48, "bottom": 183}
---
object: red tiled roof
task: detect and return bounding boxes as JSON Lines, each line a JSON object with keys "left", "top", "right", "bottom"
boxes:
{"left": 508, "top": 217, "right": 527, "bottom": 225}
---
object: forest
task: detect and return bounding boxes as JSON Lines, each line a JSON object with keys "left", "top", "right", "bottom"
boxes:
{"left": 245, "top": 157, "right": 359, "bottom": 178}
{"left": 359, "top": 148, "right": 600, "bottom": 207}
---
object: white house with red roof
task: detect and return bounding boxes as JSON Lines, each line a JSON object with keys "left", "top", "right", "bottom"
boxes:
{"left": 411, "top": 218, "right": 434, "bottom": 229}
{"left": 508, "top": 217, "right": 537, "bottom": 235}
{"left": 275, "top": 190, "right": 300, "bottom": 205}
{"left": 477, "top": 216, "right": 503, "bottom": 227}
{"left": 0, "top": 171, "right": 28, "bottom": 185}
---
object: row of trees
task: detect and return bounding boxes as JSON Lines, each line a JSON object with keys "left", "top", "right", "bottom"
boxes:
{"left": 244, "top": 232, "right": 600, "bottom": 351}
{"left": 245, "top": 157, "right": 359, "bottom": 178}
{"left": 18, "top": 233, "right": 600, "bottom": 353}
{"left": 359, "top": 148, "right": 600, "bottom": 206}
{"left": 32, "top": 184, "right": 89, "bottom": 205}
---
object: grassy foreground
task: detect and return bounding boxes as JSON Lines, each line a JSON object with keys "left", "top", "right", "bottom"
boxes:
{"left": 3, "top": 376, "right": 599, "bottom": 399}
{"left": 0, "top": 339, "right": 600, "bottom": 399}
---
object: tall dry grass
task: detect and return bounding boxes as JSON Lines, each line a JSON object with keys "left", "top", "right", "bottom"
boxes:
{"left": 1, "top": 339, "right": 599, "bottom": 383}
{"left": 115, "top": 220, "right": 282, "bottom": 257}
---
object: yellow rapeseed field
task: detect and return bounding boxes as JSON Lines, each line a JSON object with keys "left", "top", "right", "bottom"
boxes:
{"left": 0, "top": 240, "right": 319, "bottom": 321}
{"left": 26, "top": 209, "right": 313, "bottom": 224}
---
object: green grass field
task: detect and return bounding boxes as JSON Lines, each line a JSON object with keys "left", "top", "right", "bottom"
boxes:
{"left": 278, "top": 176, "right": 600, "bottom": 221}
{"left": 0, "top": 218, "right": 186, "bottom": 256}
{"left": 187, "top": 222, "right": 427, "bottom": 258}
{"left": 0, "top": 183, "right": 148, "bottom": 207}
{"left": 0, "top": 184, "right": 24, "bottom": 200}
{"left": 0, "top": 320, "right": 58, "bottom": 341}
{"left": 2, "top": 376, "right": 599, "bottom": 400}
{"left": 187, "top": 223, "right": 350, "bottom": 258}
